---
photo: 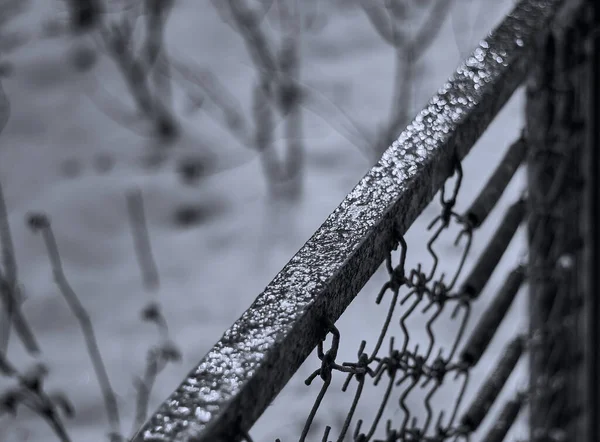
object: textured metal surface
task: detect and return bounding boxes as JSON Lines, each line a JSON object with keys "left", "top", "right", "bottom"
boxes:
{"left": 526, "top": 5, "right": 587, "bottom": 441}
{"left": 132, "top": 1, "right": 566, "bottom": 441}
{"left": 459, "top": 198, "right": 526, "bottom": 298}
{"left": 463, "top": 136, "right": 527, "bottom": 228}
{"left": 584, "top": 1, "right": 600, "bottom": 441}
{"left": 461, "top": 266, "right": 526, "bottom": 366}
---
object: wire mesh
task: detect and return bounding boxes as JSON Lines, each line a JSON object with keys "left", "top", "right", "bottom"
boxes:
{"left": 274, "top": 146, "right": 529, "bottom": 441}
{"left": 131, "top": 0, "right": 595, "bottom": 441}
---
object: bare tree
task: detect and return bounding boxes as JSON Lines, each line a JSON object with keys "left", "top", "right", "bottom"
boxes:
{"left": 207, "top": 0, "right": 306, "bottom": 200}
{"left": 359, "top": 0, "right": 455, "bottom": 157}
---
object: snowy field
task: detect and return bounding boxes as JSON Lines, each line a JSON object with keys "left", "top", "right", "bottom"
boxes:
{"left": 0, "top": 0, "right": 529, "bottom": 441}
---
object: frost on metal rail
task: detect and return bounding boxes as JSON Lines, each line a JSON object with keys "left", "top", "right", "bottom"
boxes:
{"left": 132, "top": 1, "right": 566, "bottom": 441}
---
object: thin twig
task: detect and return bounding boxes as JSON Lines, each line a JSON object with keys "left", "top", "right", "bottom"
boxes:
{"left": 139, "top": 0, "right": 173, "bottom": 71}
{"left": 0, "top": 180, "right": 39, "bottom": 355}
{"left": 126, "top": 189, "right": 159, "bottom": 292}
{"left": 358, "top": 0, "right": 395, "bottom": 45}
{"left": 406, "top": 0, "right": 455, "bottom": 60}
{"left": 381, "top": 47, "right": 414, "bottom": 154}
{"left": 293, "top": 82, "right": 373, "bottom": 157}
{"left": 81, "top": 70, "right": 158, "bottom": 138}
{"left": 0, "top": 280, "right": 38, "bottom": 355}
{"left": 98, "top": 22, "right": 156, "bottom": 114}
{"left": 213, "top": 0, "right": 308, "bottom": 197}
{"left": 277, "top": 0, "right": 304, "bottom": 196}
{"left": 224, "top": 0, "right": 280, "bottom": 82}
{"left": 97, "top": 16, "right": 178, "bottom": 140}
{"left": 167, "top": 47, "right": 372, "bottom": 157}
{"left": 0, "top": 82, "right": 14, "bottom": 352}
{"left": 0, "top": 358, "right": 73, "bottom": 441}
{"left": 222, "top": 0, "right": 276, "bottom": 30}
{"left": 131, "top": 349, "right": 161, "bottom": 436}
{"left": 124, "top": 187, "right": 181, "bottom": 437}
{"left": 0, "top": 173, "right": 17, "bottom": 292}
{"left": 0, "top": 77, "right": 9, "bottom": 136}
{"left": 360, "top": 0, "right": 454, "bottom": 157}
{"left": 0, "top": 349, "right": 16, "bottom": 376}
{"left": 130, "top": 305, "right": 181, "bottom": 438}
{"left": 169, "top": 58, "right": 253, "bottom": 145}
{"left": 0, "top": 174, "right": 15, "bottom": 352}
{"left": 29, "top": 214, "right": 122, "bottom": 441}
{"left": 151, "top": 51, "right": 173, "bottom": 113}
{"left": 253, "top": 79, "right": 282, "bottom": 186}
{"left": 140, "top": 0, "right": 174, "bottom": 111}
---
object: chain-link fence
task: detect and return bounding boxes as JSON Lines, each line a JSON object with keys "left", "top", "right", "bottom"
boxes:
{"left": 132, "top": 0, "right": 598, "bottom": 440}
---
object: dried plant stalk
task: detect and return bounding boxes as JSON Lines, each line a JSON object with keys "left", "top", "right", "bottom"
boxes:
{"left": 29, "top": 214, "right": 123, "bottom": 441}
{"left": 125, "top": 189, "right": 181, "bottom": 437}
{"left": 0, "top": 178, "right": 39, "bottom": 354}
{"left": 126, "top": 189, "right": 159, "bottom": 292}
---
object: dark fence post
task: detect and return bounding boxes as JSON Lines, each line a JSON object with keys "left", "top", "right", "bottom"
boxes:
{"left": 526, "top": 2, "right": 588, "bottom": 441}
{"left": 584, "top": 0, "right": 600, "bottom": 440}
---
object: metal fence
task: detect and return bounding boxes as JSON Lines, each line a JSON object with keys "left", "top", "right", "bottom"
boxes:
{"left": 132, "top": 0, "right": 599, "bottom": 441}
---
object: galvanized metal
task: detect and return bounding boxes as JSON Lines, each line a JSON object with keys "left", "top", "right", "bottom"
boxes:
{"left": 132, "top": 1, "right": 567, "bottom": 441}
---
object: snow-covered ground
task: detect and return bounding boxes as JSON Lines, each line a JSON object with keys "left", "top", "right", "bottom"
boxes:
{"left": 0, "top": 1, "right": 529, "bottom": 441}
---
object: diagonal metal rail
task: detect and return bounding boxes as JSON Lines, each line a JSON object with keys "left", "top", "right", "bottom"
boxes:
{"left": 132, "top": 1, "right": 568, "bottom": 441}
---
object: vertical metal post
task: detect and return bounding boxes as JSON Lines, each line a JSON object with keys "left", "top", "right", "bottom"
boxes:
{"left": 584, "top": 0, "right": 600, "bottom": 440}
{"left": 526, "top": 3, "right": 587, "bottom": 441}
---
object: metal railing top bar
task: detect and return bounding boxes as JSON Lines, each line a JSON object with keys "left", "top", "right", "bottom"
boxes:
{"left": 132, "top": 1, "right": 567, "bottom": 441}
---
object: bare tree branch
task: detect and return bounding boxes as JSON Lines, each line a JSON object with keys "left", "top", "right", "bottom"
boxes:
{"left": 98, "top": 22, "right": 156, "bottom": 113}
{"left": 0, "top": 177, "right": 39, "bottom": 355}
{"left": 0, "top": 358, "right": 73, "bottom": 441}
{"left": 223, "top": 0, "right": 280, "bottom": 81}
{"left": 210, "top": 0, "right": 276, "bottom": 34}
{"left": 0, "top": 101, "right": 16, "bottom": 290}
{"left": 130, "top": 305, "right": 181, "bottom": 437}
{"left": 138, "top": 0, "right": 174, "bottom": 70}
{"left": 124, "top": 188, "right": 181, "bottom": 438}
{"left": 169, "top": 58, "right": 253, "bottom": 146}
{"left": 358, "top": 0, "right": 455, "bottom": 158}
{"left": 0, "top": 76, "right": 9, "bottom": 136}
{"left": 375, "top": 47, "right": 415, "bottom": 156}
{"left": 168, "top": 46, "right": 373, "bottom": 157}
{"left": 126, "top": 189, "right": 159, "bottom": 293}
{"left": 358, "top": 0, "right": 395, "bottom": 45}
{"left": 81, "top": 70, "right": 159, "bottom": 138}
{"left": 29, "top": 214, "right": 123, "bottom": 442}
{"left": 406, "top": 0, "right": 455, "bottom": 60}
{"left": 92, "top": 6, "right": 178, "bottom": 141}
{"left": 276, "top": 0, "right": 303, "bottom": 190}
{"left": 253, "top": 79, "right": 282, "bottom": 185}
